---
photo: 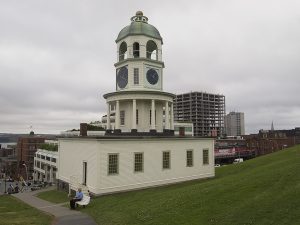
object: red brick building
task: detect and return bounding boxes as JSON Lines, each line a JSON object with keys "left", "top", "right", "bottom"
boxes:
{"left": 243, "top": 127, "right": 300, "bottom": 156}
{"left": 17, "top": 132, "right": 45, "bottom": 179}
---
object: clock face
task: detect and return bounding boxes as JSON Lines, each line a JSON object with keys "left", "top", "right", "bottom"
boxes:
{"left": 116, "top": 66, "right": 128, "bottom": 88}
{"left": 146, "top": 69, "right": 159, "bottom": 85}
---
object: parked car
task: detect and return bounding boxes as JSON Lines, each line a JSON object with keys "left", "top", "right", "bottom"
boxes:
{"left": 233, "top": 158, "right": 244, "bottom": 164}
{"left": 5, "top": 178, "right": 14, "bottom": 182}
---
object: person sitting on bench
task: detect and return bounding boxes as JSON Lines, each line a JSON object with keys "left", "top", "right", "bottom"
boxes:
{"left": 70, "top": 188, "right": 83, "bottom": 209}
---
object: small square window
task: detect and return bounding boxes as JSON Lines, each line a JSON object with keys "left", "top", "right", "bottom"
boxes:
{"left": 134, "top": 152, "right": 143, "bottom": 172}
{"left": 162, "top": 151, "right": 170, "bottom": 169}
{"left": 203, "top": 149, "right": 209, "bottom": 165}
{"left": 120, "top": 110, "right": 125, "bottom": 125}
{"left": 186, "top": 150, "right": 193, "bottom": 167}
{"left": 108, "top": 154, "right": 119, "bottom": 175}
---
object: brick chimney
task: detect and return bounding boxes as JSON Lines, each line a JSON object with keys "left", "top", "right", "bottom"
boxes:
{"left": 80, "top": 123, "right": 88, "bottom": 136}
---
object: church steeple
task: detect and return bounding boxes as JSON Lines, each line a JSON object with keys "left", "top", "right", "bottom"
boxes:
{"left": 271, "top": 121, "right": 274, "bottom": 131}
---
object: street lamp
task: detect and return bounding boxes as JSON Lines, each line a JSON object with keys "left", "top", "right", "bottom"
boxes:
{"left": 4, "top": 169, "right": 7, "bottom": 194}
{"left": 22, "top": 163, "right": 28, "bottom": 184}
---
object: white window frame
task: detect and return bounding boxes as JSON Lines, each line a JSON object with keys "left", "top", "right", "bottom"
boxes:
{"left": 108, "top": 153, "right": 119, "bottom": 175}
{"left": 162, "top": 151, "right": 171, "bottom": 170}
{"left": 134, "top": 152, "right": 144, "bottom": 173}
{"left": 203, "top": 149, "right": 209, "bottom": 165}
{"left": 186, "top": 149, "right": 193, "bottom": 167}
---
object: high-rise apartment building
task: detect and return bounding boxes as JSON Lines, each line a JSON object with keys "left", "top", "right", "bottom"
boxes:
{"left": 224, "top": 111, "right": 245, "bottom": 136}
{"left": 173, "top": 92, "right": 225, "bottom": 137}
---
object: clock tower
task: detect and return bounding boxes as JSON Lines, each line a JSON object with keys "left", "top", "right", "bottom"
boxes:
{"left": 115, "top": 11, "right": 164, "bottom": 91}
{"left": 104, "top": 11, "right": 174, "bottom": 135}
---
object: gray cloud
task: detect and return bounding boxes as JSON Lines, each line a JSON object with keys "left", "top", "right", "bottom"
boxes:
{"left": 0, "top": 0, "right": 299, "bottom": 134}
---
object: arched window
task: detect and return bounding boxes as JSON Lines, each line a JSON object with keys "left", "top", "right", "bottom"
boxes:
{"left": 119, "top": 42, "right": 127, "bottom": 61}
{"left": 146, "top": 40, "right": 158, "bottom": 60}
{"left": 133, "top": 42, "right": 140, "bottom": 58}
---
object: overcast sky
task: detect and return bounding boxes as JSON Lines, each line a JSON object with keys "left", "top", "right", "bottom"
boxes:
{"left": 0, "top": 0, "right": 299, "bottom": 134}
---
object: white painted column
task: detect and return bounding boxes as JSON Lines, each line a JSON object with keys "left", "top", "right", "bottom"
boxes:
{"left": 115, "top": 100, "right": 120, "bottom": 129}
{"left": 151, "top": 99, "right": 156, "bottom": 129}
{"left": 132, "top": 99, "right": 136, "bottom": 129}
{"left": 50, "top": 167, "right": 53, "bottom": 183}
{"left": 106, "top": 102, "right": 111, "bottom": 130}
{"left": 170, "top": 102, "right": 174, "bottom": 130}
{"left": 165, "top": 101, "right": 170, "bottom": 129}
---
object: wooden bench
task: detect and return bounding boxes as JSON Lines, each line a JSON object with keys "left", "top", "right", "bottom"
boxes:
{"left": 76, "top": 194, "right": 91, "bottom": 208}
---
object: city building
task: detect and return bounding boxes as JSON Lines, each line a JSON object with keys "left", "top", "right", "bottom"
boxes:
{"left": 214, "top": 138, "right": 255, "bottom": 164}
{"left": 33, "top": 149, "right": 58, "bottom": 184}
{"left": 58, "top": 11, "right": 215, "bottom": 196}
{"left": 0, "top": 144, "right": 17, "bottom": 179}
{"left": 174, "top": 122, "right": 194, "bottom": 136}
{"left": 224, "top": 111, "right": 245, "bottom": 136}
{"left": 16, "top": 132, "right": 45, "bottom": 180}
{"left": 60, "top": 122, "right": 106, "bottom": 137}
{"left": 173, "top": 92, "right": 225, "bottom": 137}
{"left": 244, "top": 127, "right": 300, "bottom": 156}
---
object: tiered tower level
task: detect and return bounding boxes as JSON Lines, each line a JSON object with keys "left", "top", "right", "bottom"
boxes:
{"left": 104, "top": 11, "right": 175, "bottom": 135}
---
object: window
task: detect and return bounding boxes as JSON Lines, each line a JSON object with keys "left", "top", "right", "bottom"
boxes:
{"left": 41, "top": 155, "right": 45, "bottom": 160}
{"left": 133, "top": 42, "right": 140, "bottom": 58}
{"left": 203, "top": 149, "right": 209, "bottom": 165}
{"left": 51, "top": 158, "right": 56, "bottom": 163}
{"left": 108, "top": 154, "right": 119, "bottom": 175}
{"left": 134, "top": 152, "right": 143, "bottom": 172}
{"left": 186, "top": 150, "right": 193, "bottom": 167}
{"left": 46, "top": 156, "right": 50, "bottom": 161}
{"left": 162, "top": 151, "right": 170, "bottom": 169}
{"left": 146, "top": 40, "right": 158, "bottom": 60}
{"left": 136, "top": 109, "right": 139, "bottom": 125}
{"left": 119, "top": 42, "right": 127, "bottom": 61}
{"left": 120, "top": 110, "right": 125, "bottom": 125}
{"left": 134, "top": 68, "right": 139, "bottom": 84}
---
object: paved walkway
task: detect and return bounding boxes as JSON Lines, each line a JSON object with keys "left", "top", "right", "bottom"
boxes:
{"left": 13, "top": 187, "right": 97, "bottom": 225}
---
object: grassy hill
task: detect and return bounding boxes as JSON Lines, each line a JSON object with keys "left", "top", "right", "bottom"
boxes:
{"left": 0, "top": 195, "right": 52, "bottom": 225}
{"left": 81, "top": 145, "right": 300, "bottom": 225}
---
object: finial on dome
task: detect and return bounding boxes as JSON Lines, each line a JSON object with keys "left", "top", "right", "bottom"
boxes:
{"left": 131, "top": 10, "right": 148, "bottom": 23}
{"left": 136, "top": 11, "right": 143, "bottom": 16}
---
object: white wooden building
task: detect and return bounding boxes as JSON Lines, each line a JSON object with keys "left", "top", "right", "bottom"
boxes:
{"left": 58, "top": 11, "right": 215, "bottom": 195}
{"left": 59, "top": 137, "right": 214, "bottom": 195}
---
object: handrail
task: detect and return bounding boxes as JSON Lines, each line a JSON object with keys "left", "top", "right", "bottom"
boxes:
{"left": 118, "top": 51, "right": 158, "bottom": 61}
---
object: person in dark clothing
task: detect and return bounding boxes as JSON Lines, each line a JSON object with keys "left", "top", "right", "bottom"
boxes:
{"left": 14, "top": 183, "right": 19, "bottom": 193}
{"left": 69, "top": 188, "right": 83, "bottom": 209}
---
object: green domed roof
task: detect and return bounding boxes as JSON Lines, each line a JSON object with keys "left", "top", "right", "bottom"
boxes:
{"left": 116, "top": 11, "right": 163, "bottom": 43}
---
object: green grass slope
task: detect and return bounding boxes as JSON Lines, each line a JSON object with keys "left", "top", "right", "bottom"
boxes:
{"left": 82, "top": 145, "right": 300, "bottom": 225}
{"left": 0, "top": 195, "right": 53, "bottom": 225}
{"left": 36, "top": 189, "right": 69, "bottom": 204}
